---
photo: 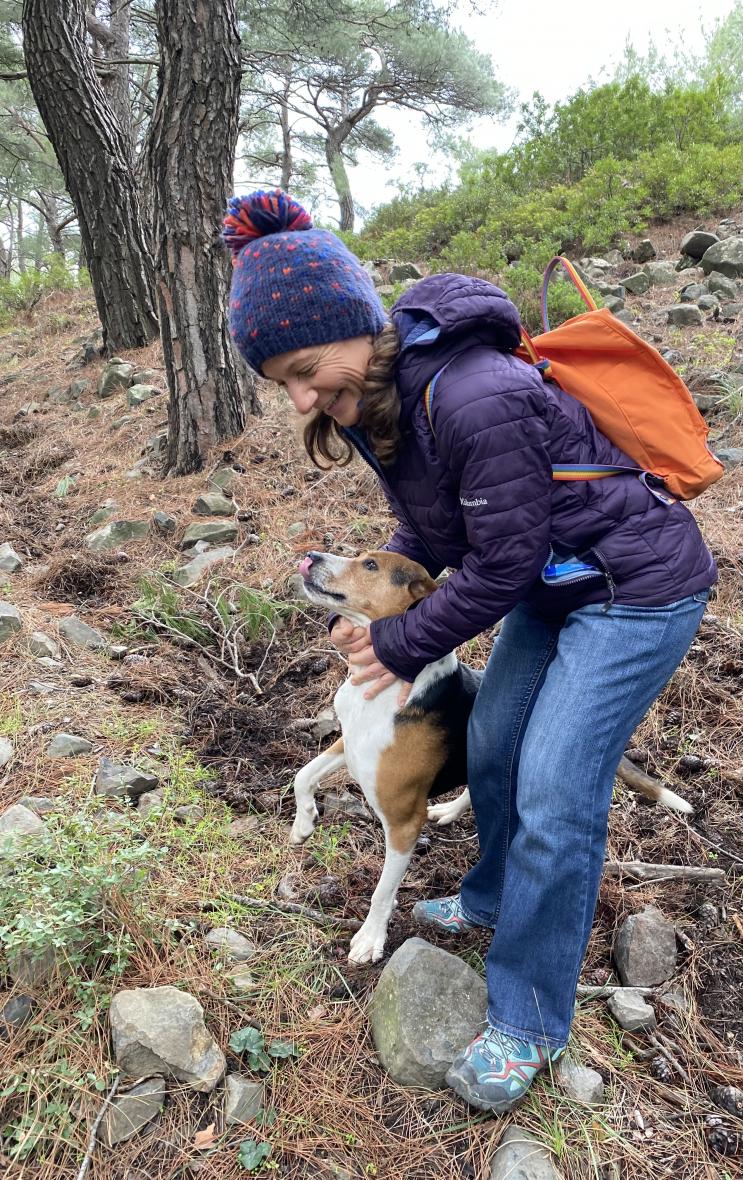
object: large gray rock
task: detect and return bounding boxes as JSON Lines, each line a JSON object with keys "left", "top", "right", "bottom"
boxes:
{"left": 180, "top": 521, "right": 238, "bottom": 549}
{"left": 489, "top": 1126, "right": 564, "bottom": 1180}
{"left": 95, "top": 758, "right": 159, "bottom": 799}
{"left": 701, "top": 237, "right": 743, "bottom": 277}
{"left": 100, "top": 1077, "right": 166, "bottom": 1146}
{"left": 613, "top": 904, "right": 677, "bottom": 986}
{"left": 98, "top": 362, "right": 135, "bottom": 399}
{"left": 389, "top": 262, "right": 423, "bottom": 283}
{"left": 0, "top": 603, "right": 22, "bottom": 642}
{"left": 0, "top": 543, "right": 22, "bottom": 572}
{"left": 192, "top": 492, "right": 234, "bottom": 517}
{"left": 88, "top": 501, "right": 117, "bottom": 527}
{"left": 58, "top": 615, "right": 106, "bottom": 649}
{"left": 172, "top": 545, "right": 235, "bottom": 588}
{"left": 46, "top": 733, "right": 93, "bottom": 758}
{"left": 369, "top": 937, "right": 486, "bottom": 1088}
{"left": 127, "top": 384, "right": 160, "bottom": 407}
{"left": 85, "top": 519, "right": 149, "bottom": 551}
{"left": 224, "top": 1074, "right": 264, "bottom": 1125}
{"left": 606, "top": 988, "right": 657, "bottom": 1032}
{"left": 110, "top": 985, "right": 226, "bottom": 1092}
{"left": 623, "top": 271, "right": 651, "bottom": 295}
{"left": 707, "top": 271, "right": 738, "bottom": 300}
{"left": 716, "top": 447, "right": 743, "bottom": 466}
{"left": 204, "top": 926, "right": 255, "bottom": 963}
{"left": 680, "top": 230, "right": 719, "bottom": 259}
{"left": 667, "top": 304, "right": 703, "bottom": 327}
{"left": 679, "top": 283, "right": 706, "bottom": 303}
{"left": 631, "top": 239, "right": 656, "bottom": 263}
{"left": 0, "top": 803, "right": 44, "bottom": 857}
{"left": 28, "top": 631, "right": 60, "bottom": 659}
{"left": 642, "top": 261, "right": 678, "bottom": 287}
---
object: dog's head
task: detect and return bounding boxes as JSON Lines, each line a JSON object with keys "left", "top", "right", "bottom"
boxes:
{"left": 298, "top": 550, "right": 437, "bottom": 624}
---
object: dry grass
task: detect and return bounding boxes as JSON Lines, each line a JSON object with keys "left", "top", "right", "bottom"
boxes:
{"left": 0, "top": 288, "right": 742, "bottom": 1180}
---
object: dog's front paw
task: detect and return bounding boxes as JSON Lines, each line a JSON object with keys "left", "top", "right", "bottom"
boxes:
{"left": 348, "top": 920, "right": 387, "bottom": 965}
{"left": 289, "top": 806, "right": 318, "bottom": 845}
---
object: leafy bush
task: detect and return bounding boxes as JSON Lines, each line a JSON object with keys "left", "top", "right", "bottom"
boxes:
{"left": 0, "top": 255, "right": 89, "bottom": 325}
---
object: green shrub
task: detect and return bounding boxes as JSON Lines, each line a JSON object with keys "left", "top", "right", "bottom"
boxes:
{"left": 0, "top": 255, "right": 89, "bottom": 326}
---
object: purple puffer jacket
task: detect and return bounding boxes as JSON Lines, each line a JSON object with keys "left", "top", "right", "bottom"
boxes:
{"left": 356, "top": 275, "right": 717, "bottom": 682}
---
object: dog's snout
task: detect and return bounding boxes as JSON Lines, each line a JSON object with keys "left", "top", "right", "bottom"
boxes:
{"left": 307, "top": 551, "right": 324, "bottom": 563}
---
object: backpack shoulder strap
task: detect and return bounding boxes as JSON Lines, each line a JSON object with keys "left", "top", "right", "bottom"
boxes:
{"left": 422, "top": 361, "right": 455, "bottom": 436}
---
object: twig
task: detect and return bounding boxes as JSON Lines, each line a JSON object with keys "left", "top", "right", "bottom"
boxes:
{"left": 76, "top": 1073, "right": 120, "bottom": 1180}
{"left": 604, "top": 861, "right": 725, "bottom": 883}
{"left": 197, "top": 987, "right": 257, "bottom": 1021}
{"left": 576, "top": 983, "right": 654, "bottom": 999}
{"left": 201, "top": 894, "right": 362, "bottom": 932}
{"left": 649, "top": 1033, "right": 692, "bottom": 1085}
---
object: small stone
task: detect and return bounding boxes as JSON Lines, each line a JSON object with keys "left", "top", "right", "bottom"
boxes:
{"left": 35, "top": 656, "right": 62, "bottom": 671}
{"left": 131, "top": 368, "right": 159, "bottom": 385}
{"left": 389, "top": 262, "right": 423, "bottom": 283}
{"left": 322, "top": 790, "right": 369, "bottom": 821}
{"left": 95, "top": 758, "right": 160, "bottom": 799}
{"left": 28, "top": 632, "right": 60, "bottom": 660}
{"left": 623, "top": 271, "right": 651, "bottom": 295}
{"left": 138, "top": 790, "right": 165, "bottom": 817}
{"left": 606, "top": 988, "right": 657, "bottom": 1032}
{"left": 226, "top": 968, "right": 254, "bottom": 991}
{"left": 716, "top": 447, "right": 743, "bottom": 466}
{"left": 171, "top": 545, "right": 235, "bottom": 589}
{"left": 69, "top": 672, "right": 94, "bottom": 687}
{"left": 614, "top": 905, "right": 677, "bottom": 986}
{"left": 0, "top": 603, "right": 22, "bottom": 643}
{"left": 229, "top": 815, "right": 261, "bottom": 837}
{"left": 0, "top": 993, "right": 35, "bottom": 1032}
{"left": 719, "top": 301, "right": 743, "bottom": 321}
{"left": 88, "top": 502, "right": 117, "bottom": 527}
{"left": 85, "top": 519, "right": 149, "bottom": 552}
{"left": 127, "top": 384, "right": 160, "bottom": 407}
{"left": 100, "top": 1076, "right": 166, "bottom": 1147}
{"left": 87, "top": 405, "right": 101, "bottom": 420}
{"left": 192, "top": 492, "right": 234, "bottom": 517}
{"left": 174, "top": 804, "right": 205, "bottom": 822}
{"left": 109, "top": 644, "right": 129, "bottom": 660}
{"left": 204, "top": 927, "right": 255, "bottom": 963}
{"left": 180, "top": 521, "right": 238, "bottom": 549}
{"left": 666, "top": 304, "right": 703, "bottom": 326}
{"left": 658, "top": 989, "right": 691, "bottom": 1016}
{"left": 110, "top": 415, "right": 132, "bottom": 430}
{"left": 679, "top": 283, "right": 706, "bottom": 302}
{"left": 98, "top": 363, "right": 135, "bottom": 399}
{"left": 224, "top": 1074, "right": 263, "bottom": 1125}
{"left": 697, "top": 294, "right": 720, "bottom": 312}
{"left": 17, "top": 796, "right": 55, "bottom": 815}
{"left": 46, "top": 733, "right": 94, "bottom": 758}
{"left": 58, "top": 616, "right": 106, "bottom": 649}
{"left": 287, "top": 521, "right": 307, "bottom": 539}
{"left": 643, "top": 261, "right": 679, "bottom": 287}
{"left": 153, "top": 511, "right": 177, "bottom": 535}
{"left": 488, "top": 1125, "right": 565, "bottom": 1180}
{"left": 556, "top": 1058, "right": 605, "bottom": 1104}
{"left": 707, "top": 271, "right": 737, "bottom": 300}
{"left": 109, "top": 985, "right": 226, "bottom": 1091}
{"left": 0, "top": 804, "right": 44, "bottom": 856}
{"left": 0, "top": 543, "right": 22, "bottom": 572}
{"left": 0, "top": 736, "right": 13, "bottom": 768}
{"left": 631, "top": 239, "right": 657, "bottom": 263}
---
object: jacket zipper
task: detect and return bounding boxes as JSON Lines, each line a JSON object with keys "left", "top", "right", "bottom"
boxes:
{"left": 591, "top": 547, "right": 616, "bottom": 610}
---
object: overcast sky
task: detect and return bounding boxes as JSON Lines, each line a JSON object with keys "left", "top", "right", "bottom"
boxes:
{"left": 349, "top": 0, "right": 738, "bottom": 218}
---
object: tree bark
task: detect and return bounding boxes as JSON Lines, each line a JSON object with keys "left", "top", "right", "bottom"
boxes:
{"left": 147, "top": 0, "right": 257, "bottom": 476}
{"left": 96, "top": 0, "right": 135, "bottom": 162}
{"left": 325, "top": 133, "right": 355, "bottom": 231}
{"left": 22, "top": 0, "right": 158, "bottom": 353}
{"left": 16, "top": 199, "right": 25, "bottom": 273}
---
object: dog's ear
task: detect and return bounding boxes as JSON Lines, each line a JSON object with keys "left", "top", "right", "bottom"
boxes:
{"left": 408, "top": 575, "right": 437, "bottom": 602}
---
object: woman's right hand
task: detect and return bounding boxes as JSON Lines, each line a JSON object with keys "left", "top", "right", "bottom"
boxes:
{"left": 330, "top": 617, "right": 370, "bottom": 655}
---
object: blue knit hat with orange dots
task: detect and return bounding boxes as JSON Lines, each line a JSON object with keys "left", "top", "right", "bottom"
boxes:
{"left": 223, "top": 190, "right": 387, "bottom": 374}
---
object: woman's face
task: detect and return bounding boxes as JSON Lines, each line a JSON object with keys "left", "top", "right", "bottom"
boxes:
{"left": 262, "top": 335, "right": 373, "bottom": 428}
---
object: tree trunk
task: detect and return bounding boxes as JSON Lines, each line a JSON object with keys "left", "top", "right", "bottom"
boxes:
{"left": 101, "top": 0, "right": 135, "bottom": 162}
{"left": 22, "top": 0, "right": 158, "bottom": 353}
{"left": 325, "top": 134, "right": 355, "bottom": 231}
{"left": 147, "top": 0, "right": 257, "bottom": 476}
{"left": 16, "top": 200, "right": 25, "bottom": 273}
{"left": 279, "top": 83, "right": 292, "bottom": 190}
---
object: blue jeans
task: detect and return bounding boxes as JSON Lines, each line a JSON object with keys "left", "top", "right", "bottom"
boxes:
{"left": 460, "top": 592, "right": 708, "bottom": 1049}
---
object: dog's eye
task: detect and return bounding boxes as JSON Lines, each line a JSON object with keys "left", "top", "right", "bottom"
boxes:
{"left": 362, "top": 558, "right": 378, "bottom": 572}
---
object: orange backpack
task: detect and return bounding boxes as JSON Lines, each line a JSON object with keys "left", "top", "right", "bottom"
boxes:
{"left": 512, "top": 257, "right": 724, "bottom": 501}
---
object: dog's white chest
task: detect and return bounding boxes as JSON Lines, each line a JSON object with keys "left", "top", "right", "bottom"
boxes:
{"left": 333, "top": 678, "right": 396, "bottom": 789}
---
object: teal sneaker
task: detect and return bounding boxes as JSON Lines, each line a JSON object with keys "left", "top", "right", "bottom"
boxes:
{"left": 446, "top": 1025, "right": 566, "bottom": 1112}
{"left": 411, "top": 894, "right": 489, "bottom": 934}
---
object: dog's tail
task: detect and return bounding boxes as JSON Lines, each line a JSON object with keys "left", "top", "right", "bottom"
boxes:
{"left": 617, "top": 755, "right": 693, "bottom": 815}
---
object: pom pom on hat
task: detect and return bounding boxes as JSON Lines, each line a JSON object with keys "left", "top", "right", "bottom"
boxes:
{"left": 223, "top": 190, "right": 313, "bottom": 257}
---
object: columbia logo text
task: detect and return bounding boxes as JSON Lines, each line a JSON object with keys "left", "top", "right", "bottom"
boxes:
{"left": 460, "top": 496, "right": 488, "bottom": 507}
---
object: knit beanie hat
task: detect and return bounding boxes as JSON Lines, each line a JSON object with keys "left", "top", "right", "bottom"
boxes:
{"left": 223, "top": 190, "right": 387, "bottom": 374}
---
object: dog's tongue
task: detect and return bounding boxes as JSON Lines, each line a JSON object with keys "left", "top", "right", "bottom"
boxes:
{"left": 298, "top": 556, "right": 313, "bottom": 578}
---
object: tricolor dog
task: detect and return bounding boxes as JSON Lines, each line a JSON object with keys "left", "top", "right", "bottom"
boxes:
{"left": 291, "top": 550, "right": 692, "bottom": 964}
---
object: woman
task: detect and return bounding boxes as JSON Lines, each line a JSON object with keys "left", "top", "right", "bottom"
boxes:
{"left": 223, "top": 190, "right": 716, "bottom": 1113}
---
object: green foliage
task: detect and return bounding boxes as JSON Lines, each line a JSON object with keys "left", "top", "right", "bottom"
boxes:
{"left": 0, "top": 255, "right": 89, "bottom": 325}
{"left": 133, "top": 575, "right": 213, "bottom": 646}
{"left": 1, "top": 1061, "right": 111, "bottom": 1163}
{"left": 231, "top": 584, "right": 295, "bottom": 641}
{"left": 238, "top": 1138, "right": 273, "bottom": 1171}
{"left": 229, "top": 1025, "right": 299, "bottom": 1071}
{"left": 0, "top": 800, "right": 162, "bottom": 991}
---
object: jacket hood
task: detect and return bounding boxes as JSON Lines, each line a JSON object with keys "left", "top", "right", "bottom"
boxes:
{"left": 390, "top": 274, "right": 523, "bottom": 416}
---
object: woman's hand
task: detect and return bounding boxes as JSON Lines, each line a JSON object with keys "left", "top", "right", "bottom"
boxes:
{"left": 331, "top": 619, "right": 412, "bottom": 705}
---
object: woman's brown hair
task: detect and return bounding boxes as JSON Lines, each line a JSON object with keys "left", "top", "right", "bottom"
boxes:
{"left": 303, "top": 321, "right": 401, "bottom": 468}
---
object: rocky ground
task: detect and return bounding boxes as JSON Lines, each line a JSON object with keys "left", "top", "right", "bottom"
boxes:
{"left": 0, "top": 216, "right": 742, "bottom": 1180}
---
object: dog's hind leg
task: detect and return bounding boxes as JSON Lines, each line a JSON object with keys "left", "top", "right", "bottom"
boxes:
{"left": 348, "top": 805, "right": 427, "bottom": 965}
{"left": 427, "top": 787, "right": 471, "bottom": 826}
{"left": 289, "top": 738, "right": 345, "bottom": 845}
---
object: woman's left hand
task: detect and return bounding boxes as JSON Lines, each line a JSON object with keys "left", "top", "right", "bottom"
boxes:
{"left": 347, "top": 630, "right": 412, "bottom": 706}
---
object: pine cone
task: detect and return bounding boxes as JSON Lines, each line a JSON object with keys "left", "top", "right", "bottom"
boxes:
{"left": 710, "top": 1085, "right": 743, "bottom": 1119}
{"left": 650, "top": 1055, "right": 674, "bottom": 1083}
{"left": 705, "top": 1117, "right": 741, "bottom": 1157}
